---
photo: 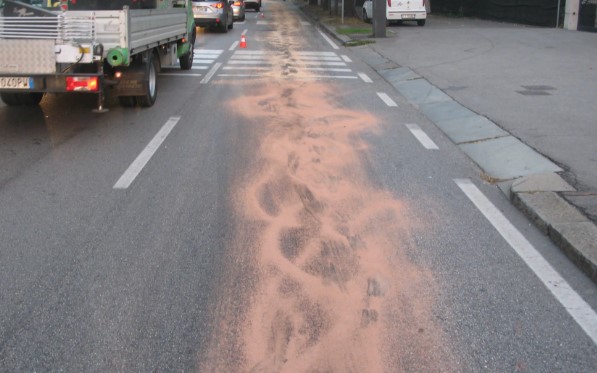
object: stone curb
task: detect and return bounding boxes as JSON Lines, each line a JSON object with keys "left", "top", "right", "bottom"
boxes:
{"left": 511, "top": 181, "right": 597, "bottom": 283}
{"left": 298, "top": 6, "right": 597, "bottom": 284}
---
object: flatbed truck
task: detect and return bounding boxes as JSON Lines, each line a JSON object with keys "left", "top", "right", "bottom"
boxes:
{"left": 0, "top": 0, "right": 196, "bottom": 111}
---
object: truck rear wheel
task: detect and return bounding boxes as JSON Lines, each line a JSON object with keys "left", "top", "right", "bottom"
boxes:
{"left": 0, "top": 92, "right": 44, "bottom": 106}
{"left": 136, "top": 53, "right": 158, "bottom": 107}
{"left": 180, "top": 29, "right": 196, "bottom": 70}
{"left": 180, "top": 48, "right": 193, "bottom": 70}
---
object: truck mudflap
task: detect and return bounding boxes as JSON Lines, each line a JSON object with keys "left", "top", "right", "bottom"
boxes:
{"left": 109, "top": 50, "right": 158, "bottom": 108}
{"left": 109, "top": 69, "right": 148, "bottom": 97}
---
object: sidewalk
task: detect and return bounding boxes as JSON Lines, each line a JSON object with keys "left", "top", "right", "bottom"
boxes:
{"left": 297, "top": 3, "right": 597, "bottom": 283}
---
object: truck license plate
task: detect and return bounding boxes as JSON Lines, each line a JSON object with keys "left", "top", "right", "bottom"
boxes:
{"left": 0, "top": 77, "right": 31, "bottom": 89}
{"left": 401, "top": 14, "right": 416, "bottom": 19}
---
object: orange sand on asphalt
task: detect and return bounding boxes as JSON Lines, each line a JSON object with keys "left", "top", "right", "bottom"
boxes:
{"left": 198, "top": 3, "right": 459, "bottom": 372}
{"left": 198, "top": 81, "right": 458, "bottom": 373}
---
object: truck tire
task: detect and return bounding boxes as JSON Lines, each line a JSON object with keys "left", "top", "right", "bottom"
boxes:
{"left": 0, "top": 92, "right": 44, "bottom": 106}
{"left": 136, "top": 52, "right": 158, "bottom": 107}
{"left": 179, "top": 48, "right": 193, "bottom": 70}
{"left": 180, "top": 29, "right": 196, "bottom": 70}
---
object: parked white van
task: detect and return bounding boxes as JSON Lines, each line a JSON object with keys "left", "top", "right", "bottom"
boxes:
{"left": 362, "top": 0, "right": 427, "bottom": 26}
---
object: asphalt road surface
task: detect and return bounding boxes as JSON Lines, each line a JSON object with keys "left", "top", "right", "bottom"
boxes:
{"left": 1, "top": 1, "right": 596, "bottom": 371}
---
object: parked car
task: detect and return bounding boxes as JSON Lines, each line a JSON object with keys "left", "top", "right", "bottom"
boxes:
{"left": 192, "top": 0, "right": 234, "bottom": 32}
{"left": 230, "top": 0, "right": 245, "bottom": 21}
{"left": 244, "top": 0, "right": 260, "bottom": 12}
{"left": 362, "top": 0, "right": 427, "bottom": 26}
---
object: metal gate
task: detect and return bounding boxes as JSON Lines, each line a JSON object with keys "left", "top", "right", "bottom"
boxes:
{"left": 579, "top": 0, "right": 597, "bottom": 32}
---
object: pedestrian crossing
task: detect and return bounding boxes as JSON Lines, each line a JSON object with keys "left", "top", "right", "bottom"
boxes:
{"left": 192, "top": 49, "right": 223, "bottom": 70}
{"left": 161, "top": 49, "right": 364, "bottom": 81}
{"left": 217, "top": 50, "right": 358, "bottom": 80}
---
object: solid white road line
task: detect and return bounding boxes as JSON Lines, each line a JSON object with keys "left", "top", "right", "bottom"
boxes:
{"left": 200, "top": 62, "right": 222, "bottom": 84}
{"left": 377, "top": 92, "right": 397, "bottom": 107}
{"left": 299, "top": 75, "right": 358, "bottom": 80}
{"left": 304, "top": 67, "right": 351, "bottom": 72}
{"left": 230, "top": 55, "right": 267, "bottom": 60}
{"left": 222, "top": 66, "right": 270, "bottom": 70}
{"left": 191, "top": 66, "right": 209, "bottom": 70}
{"left": 296, "top": 51, "right": 336, "bottom": 56}
{"left": 317, "top": 29, "right": 339, "bottom": 50}
{"left": 194, "top": 49, "right": 223, "bottom": 53}
{"left": 303, "top": 62, "right": 346, "bottom": 66}
{"left": 159, "top": 73, "right": 203, "bottom": 77}
{"left": 455, "top": 179, "right": 597, "bottom": 346}
{"left": 235, "top": 50, "right": 265, "bottom": 55}
{"left": 298, "top": 56, "right": 342, "bottom": 61}
{"left": 227, "top": 60, "right": 271, "bottom": 65}
{"left": 219, "top": 74, "right": 263, "bottom": 77}
{"left": 406, "top": 123, "right": 439, "bottom": 150}
{"left": 358, "top": 72, "right": 372, "bottom": 83}
{"left": 341, "top": 55, "right": 352, "bottom": 63}
{"left": 229, "top": 41, "right": 239, "bottom": 51}
{"left": 194, "top": 59, "right": 215, "bottom": 64}
{"left": 114, "top": 117, "right": 181, "bottom": 189}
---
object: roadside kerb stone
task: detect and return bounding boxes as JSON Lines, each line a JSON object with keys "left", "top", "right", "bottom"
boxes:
{"left": 549, "top": 222, "right": 597, "bottom": 283}
{"left": 512, "top": 191, "right": 597, "bottom": 282}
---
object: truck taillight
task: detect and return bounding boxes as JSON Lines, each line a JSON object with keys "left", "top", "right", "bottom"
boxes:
{"left": 233, "top": 1, "right": 242, "bottom": 5}
{"left": 66, "top": 77, "right": 99, "bottom": 92}
{"left": 212, "top": 3, "right": 224, "bottom": 9}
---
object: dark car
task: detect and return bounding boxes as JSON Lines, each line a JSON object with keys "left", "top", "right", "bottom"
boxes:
{"left": 243, "top": 0, "right": 260, "bottom": 12}
{"left": 192, "top": 0, "right": 234, "bottom": 32}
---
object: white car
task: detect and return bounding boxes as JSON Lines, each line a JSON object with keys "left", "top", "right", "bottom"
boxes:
{"left": 362, "top": 0, "right": 427, "bottom": 26}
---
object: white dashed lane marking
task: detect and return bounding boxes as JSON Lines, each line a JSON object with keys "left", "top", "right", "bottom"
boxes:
{"left": 358, "top": 73, "right": 372, "bottom": 83}
{"left": 406, "top": 123, "right": 439, "bottom": 150}
{"left": 114, "top": 117, "right": 181, "bottom": 189}
{"left": 376, "top": 92, "right": 397, "bottom": 107}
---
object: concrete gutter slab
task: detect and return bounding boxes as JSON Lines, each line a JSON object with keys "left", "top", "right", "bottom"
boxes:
{"left": 378, "top": 67, "right": 421, "bottom": 85}
{"left": 511, "top": 173, "right": 576, "bottom": 193}
{"left": 419, "top": 100, "right": 478, "bottom": 124}
{"left": 395, "top": 79, "right": 452, "bottom": 106}
{"left": 435, "top": 115, "right": 508, "bottom": 144}
{"left": 459, "top": 136, "right": 563, "bottom": 180}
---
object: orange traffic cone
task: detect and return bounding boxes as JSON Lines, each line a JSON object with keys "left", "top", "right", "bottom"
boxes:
{"left": 240, "top": 34, "right": 247, "bottom": 49}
